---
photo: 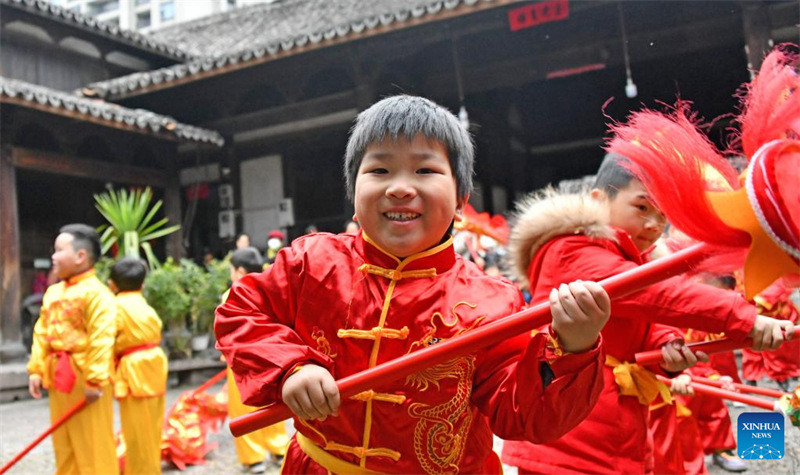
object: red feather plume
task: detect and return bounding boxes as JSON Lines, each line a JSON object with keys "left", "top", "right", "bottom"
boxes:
{"left": 736, "top": 47, "right": 800, "bottom": 158}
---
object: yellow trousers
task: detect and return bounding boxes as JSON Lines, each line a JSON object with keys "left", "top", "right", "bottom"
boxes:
{"left": 49, "top": 376, "right": 118, "bottom": 475}
{"left": 227, "top": 368, "right": 289, "bottom": 464}
{"left": 119, "top": 395, "right": 165, "bottom": 475}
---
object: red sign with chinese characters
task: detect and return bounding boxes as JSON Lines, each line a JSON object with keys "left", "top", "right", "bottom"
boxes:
{"left": 508, "top": 0, "right": 569, "bottom": 31}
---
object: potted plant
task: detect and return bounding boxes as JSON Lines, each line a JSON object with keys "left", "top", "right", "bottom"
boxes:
{"left": 188, "top": 257, "right": 230, "bottom": 351}
{"left": 95, "top": 187, "right": 180, "bottom": 270}
{"left": 143, "top": 259, "right": 192, "bottom": 358}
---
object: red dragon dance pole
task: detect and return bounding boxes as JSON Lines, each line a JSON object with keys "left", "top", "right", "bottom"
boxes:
{"left": 655, "top": 375, "right": 780, "bottom": 412}
{"left": 634, "top": 325, "right": 800, "bottom": 367}
{"left": 690, "top": 375, "right": 789, "bottom": 399}
{"left": 0, "top": 399, "right": 88, "bottom": 475}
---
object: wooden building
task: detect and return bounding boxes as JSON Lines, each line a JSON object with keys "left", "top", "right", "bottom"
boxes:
{"left": 0, "top": 0, "right": 223, "bottom": 359}
{"left": 80, "top": 0, "right": 798, "bottom": 247}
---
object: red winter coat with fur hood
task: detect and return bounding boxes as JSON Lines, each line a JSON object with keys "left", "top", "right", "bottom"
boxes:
{"left": 501, "top": 191, "right": 756, "bottom": 475}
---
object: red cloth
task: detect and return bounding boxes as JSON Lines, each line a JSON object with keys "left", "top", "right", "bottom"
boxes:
{"left": 53, "top": 351, "right": 76, "bottom": 393}
{"left": 216, "top": 232, "right": 605, "bottom": 474}
{"left": 708, "top": 351, "right": 742, "bottom": 384}
{"left": 676, "top": 401, "right": 708, "bottom": 475}
{"left": 741, "top": 280, "right": 800, "bottom": 382}
{"left": 501, "top": 230, "right": 757, "bottom": 475}
{"left": 649, "top": 403, "right": 686, "bottom": 475}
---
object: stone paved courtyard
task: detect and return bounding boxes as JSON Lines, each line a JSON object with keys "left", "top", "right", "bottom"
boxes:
{"left": 1, "top": 374, "right": 797, "bottom": 474}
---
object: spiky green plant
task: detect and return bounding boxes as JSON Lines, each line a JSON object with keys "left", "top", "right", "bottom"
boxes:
{"left": 94, "top": 187, "right": 180, "bottom": 269}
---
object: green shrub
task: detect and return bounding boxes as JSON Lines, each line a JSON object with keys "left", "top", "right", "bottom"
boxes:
{"left": 143, "top": 258, "right": 192, "bottom": 330}
{"left": 142, "top": 257, "right": 231, "bottom": 336}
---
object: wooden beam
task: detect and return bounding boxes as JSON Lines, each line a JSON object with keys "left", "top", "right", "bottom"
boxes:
{"left": 0, "top": 146, "right": 21, "bottom": 344}
{"left": 422, "top": 13, "right": 744, "bottom": 96}
{"left": 11, "top": 148, "right": 167, "bottom": 188}
{"left": 205, "top": 90, "right": 356, "bottom": 134}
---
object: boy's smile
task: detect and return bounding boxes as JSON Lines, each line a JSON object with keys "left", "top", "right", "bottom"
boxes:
{"left": 354, "top": 134, "right": 464, "bottom": 258}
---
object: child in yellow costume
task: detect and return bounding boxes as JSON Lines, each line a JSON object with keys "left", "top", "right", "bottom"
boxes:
{"left": 225, "top": 247, "right": 289, "bottom": 473}
{"left": 28, "top": 224, "right": 118, "bottom": 475}
{"left": 109, "top": 257, "right": 169, "bottom": 475}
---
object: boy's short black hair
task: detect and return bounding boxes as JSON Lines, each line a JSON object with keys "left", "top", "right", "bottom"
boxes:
{"left": 593, "top": 153, "right": 636, "bottom": 200}
{"left": 343, "top": 95, "right": 474, "bottom": 202}
{"left": 110, "top": 257, "right": 147, "bottom": 291}
{"left": 59, "top": 223, "right": 101, "bottom": 264}
{"left": 231, "top": 247, "right": 264, "bottom": 274}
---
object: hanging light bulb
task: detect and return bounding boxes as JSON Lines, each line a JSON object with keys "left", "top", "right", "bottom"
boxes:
{"left": 625, "top": 77, "right": 638, "bottom": 99}
{"left": 451, "top": 32, "right": 470, "bottom": 130}
{"left": 618, "top": 2, "right": 637, "bottom": 99}
{"left": 458, "top": 105, "right": 470, "bottom": 130}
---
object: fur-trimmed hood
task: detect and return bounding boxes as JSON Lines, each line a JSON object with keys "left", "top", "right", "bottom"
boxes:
{"left": 509, "top": 189, "right": 615, "bottom": 286}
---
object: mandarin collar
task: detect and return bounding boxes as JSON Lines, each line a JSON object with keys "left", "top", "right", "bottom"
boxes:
{"left": 356, "top": 231, "right": 456, "bottom": 274}
{"left": 65, "top": 268, "right": 95, "bottom": 287}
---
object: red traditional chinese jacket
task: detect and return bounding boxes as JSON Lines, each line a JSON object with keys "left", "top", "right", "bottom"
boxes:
{"left": 502, "top": 192, "right": 756, "bottom": 475}
{"left": 216, "top": 231, "right": 605, "bottom": 474}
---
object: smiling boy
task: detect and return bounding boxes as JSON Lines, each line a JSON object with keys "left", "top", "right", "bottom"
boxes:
{"left": 216, "top": 95, "right": 611, "bottom": 474}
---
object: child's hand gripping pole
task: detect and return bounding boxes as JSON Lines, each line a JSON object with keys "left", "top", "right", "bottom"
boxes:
{"left": 689, "top": 375, "right": 789, "bottom": 399}
{"left": 0, "top": 399, "right": 88, "bottom": 474}
{"left": 230, "top": 242, "right": 713, "bottom": 437}
{"left": 635, "top": 326, "right": 800, "bottom": 367}
{"left": 655, "top": 374, "right": 780, "bottom": 412}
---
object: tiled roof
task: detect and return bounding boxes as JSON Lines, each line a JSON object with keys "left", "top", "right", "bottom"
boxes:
{"left": 1, "top": 0, "right": 191, "bottom": 61}
{"left": 82, "top": 0, "right": 508, "bottom": 100}
{"left": 1, "top": 77, "right": 224, "bottom": 146}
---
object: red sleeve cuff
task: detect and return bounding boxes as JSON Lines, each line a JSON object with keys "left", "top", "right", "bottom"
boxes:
{"left": 542, "top": 330, "right": 604, "bottom": 378}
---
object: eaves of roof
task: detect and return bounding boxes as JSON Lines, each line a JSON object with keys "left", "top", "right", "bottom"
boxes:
{"left": 1, "top": 77, "right": 224, "bottom": 146}
{"left": 1, "top": 0, "right": 192, "bottom": 62}
{"left": 80, "top": 0, "right": 517, "bottom": 100}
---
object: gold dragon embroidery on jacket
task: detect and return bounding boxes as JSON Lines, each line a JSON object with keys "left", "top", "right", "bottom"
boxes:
{"left": 405, "top": 302, "right": 485, "bottom": 475}
{"left": 311, "top": 326, "right": 338, "bottom": 358}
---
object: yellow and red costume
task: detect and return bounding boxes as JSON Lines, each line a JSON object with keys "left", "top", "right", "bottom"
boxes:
{"left": 27, "top": 269, "right": 119, "bottom": 475}
{"left": 226, "top": 367, "right": 289, "bottom": 464}
{"left": 113, "top": 290, "right": 168, "bottom": 475}
{"left": 220, "top": 290, "right": 290, "bottom": 466}
{"left": 216, "top": 232, "right": 605, "bottom": 474}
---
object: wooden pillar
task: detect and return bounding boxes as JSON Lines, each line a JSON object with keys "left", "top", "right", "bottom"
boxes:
{"left": 164, "top": 158, "right": 184, "bottom": 260}
{"left": 741, "top": 2, "right": 773, "bottom": 76}
{"left": 0, "top": 146, "right": 21, "bottom": 345}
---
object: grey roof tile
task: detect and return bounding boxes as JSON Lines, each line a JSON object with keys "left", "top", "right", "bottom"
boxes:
{"left": 82, "top": 0, "right": 501, "bottom": 99}
{"left": 0, "top": 76, "right": 224, "bottom": 146}
{"left": 1, "top": 0, "right": 191, "bottom": 61}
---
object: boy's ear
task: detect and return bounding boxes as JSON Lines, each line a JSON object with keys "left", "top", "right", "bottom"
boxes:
{"left": 589, "top": 188, "right": 607, "bottom": 201}
{"left": 107, "top": 280, "right": 118, "bottom": 294}
{"left": 454, "top": 194, "right": 469, "bottom": 222}
{"left": 75, "top": 248, "right": 89, "bottom": 266}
